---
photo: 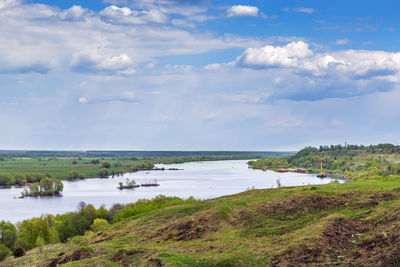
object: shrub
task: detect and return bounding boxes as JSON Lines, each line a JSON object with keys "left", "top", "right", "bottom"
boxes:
{"left": 100, "top": 161, "right": 111, "bottom": 169}
{"left": 0, "top": 221, "right": 17, "bottom": 249}
{"left": 68, "top": 171, "right": 85, "bottom": 180}
{"left": 14, "top": 174, "right": 27, "bottom": 185}
{"left": 0, "top": 175, "right": 12, "bottom": 186}
{"left": 98, "top": 168, "right": 109, "bottom": 178}
{"left": 0, "top": 244, "right": 10, "bottom": 261}
{"left": 91, "top": 219, "right": 109, "bottom": 232}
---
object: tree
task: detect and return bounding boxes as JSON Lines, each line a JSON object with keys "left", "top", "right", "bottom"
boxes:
{"left": 0, "top": 175, "right": 12, "bottom": 186}
{"left": 98, "top": 168, "right": 109, "bottom": 178}
{"left": 28, "top": 183, "right": 40, "bottom": 195}
{"left": 14, "top": 174, "right": 27, "bottom": 186}
{"left": 35, "top": 236, "right": 45, "bottom": 252}
{"left": 101, "top": 161, "right": 111, "bottom": 169}
{"left": 17, "top": 216, "right": 59, "bottom": 250}
{"left": 68, "top": 171, "right": 85, "bottom": 180}
{"left": 0, "top": 244, "right": 10, "bottom": 261}
{"left": 0, "top": 221, "right": 17, "bottom": 249}
{"left": 39, "top": 178, "right": 63, "bottom": 196}
{"left": 90, "top": 159, "right": 100, "bottom": 165}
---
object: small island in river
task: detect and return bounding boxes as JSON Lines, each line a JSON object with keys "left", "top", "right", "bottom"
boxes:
{"left": 21, "top": 178, "right": 63, "bottom": 197}
{"left": 118, "top": 178, "right": 140, "bottom": 190}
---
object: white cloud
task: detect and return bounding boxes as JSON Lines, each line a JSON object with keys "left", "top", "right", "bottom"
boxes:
{"left": 78, "top": 97, "right": 88, "bottom": 104}
{"left": 336, "top": 38, "right": 350, "bottom": 45}
{"left": 226, "top": 5, "right": 259, "bottom": 18}
{"left": 100, "top": 5, "right": 168, "bottom": 24}
{"left": 236, "top": 41, "right": 313, "bottom": 68}
{"left": 0, "top": 0, "right": 20, "bottom": 9}
{"left": 294, "top": 7, "right": 314, "bottom": 14}
{"left": 70, "top": 52, "right": 135, "bottom": 75}
{"left": 58, "top": 5, "right": 90, "bottom": 21}
{"left": 234, "top": 41, "right": 400, "bottom": 80}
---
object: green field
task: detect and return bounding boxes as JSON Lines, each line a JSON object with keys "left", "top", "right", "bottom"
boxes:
{"left": 0, "top": 151, "right": 289, "bottom": 181}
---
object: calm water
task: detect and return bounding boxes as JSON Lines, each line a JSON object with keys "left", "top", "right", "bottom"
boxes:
{"left": 0, "top": 160, "right": 342, "bottom": 223}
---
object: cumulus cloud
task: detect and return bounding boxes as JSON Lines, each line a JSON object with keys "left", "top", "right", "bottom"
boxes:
{"left": 235, "top": 41, "right": 400, "bottom": 80}
{"left": 226, "top": 5, "right": 259, "bottom": 17}
{"left": 70, "top": 53, "right": 135, "bottom": 75}
{"left": 57, "top": 5, "right": 90, "bottom": 21}
{"left": 236, "top": 41, "right": 313, "bottom": 68}
{"left": 100, "top": 5, "right": 168, "bottom": 24}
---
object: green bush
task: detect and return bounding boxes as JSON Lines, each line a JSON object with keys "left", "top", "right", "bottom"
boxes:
{"left": 0, "top": 244, "right": 10, "bottom": 261}
{"left": 98, "top": 168, "right": 109, "bottom": 178}
{"left": 113, "top": 195, "right": 197, "bottom": 223}
{"left": 0, "top": 221, "right": 17, "bottom": 249}
{"left": 91, "top": 219, "right": 109, "bottom": 232}
{"left": 0, "top": 175, "right": 12, "bottom": 186}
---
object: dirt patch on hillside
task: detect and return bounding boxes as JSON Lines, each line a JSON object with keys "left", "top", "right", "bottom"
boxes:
{"left": 352, "top": 212, "right": 400, "bottom": 266}
{"left": 111, "top": 248, "right": 150, "bottom": 266}
{"left": 349, "top": 192, "right": 398, "bottom": 209}
{"left": 41, "top": 248, "right": 93, "bottom": 267}
{"left": 270, "top": 217, "right": 368, "bottom": 266}
{"left": 260, "top": 194, "right": 345, "bottom": 216}
{"left": 144, "top": 211, "right": 221, "bottom": 242}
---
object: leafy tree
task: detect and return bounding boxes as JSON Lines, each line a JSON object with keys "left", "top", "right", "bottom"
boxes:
{"left": 0, "top": 244, "right": 10, "bottom": 261}
{"left": 129, "top": 162, "right": 154, "bottom": 172}
{"left": 0, "top": 221, "right": 17, "bottom": 249}
{"left": 90, "top": 159, "right": 100, "bottom": 165}
{"left": 101, "top": 161, "right": 111, "bottom": 169}
{"left": 98, "top": 168, "right": 109, "bottom": 178}
{"left": 68, "top": 171, "right": 85, "bottom": 180}
{"left": 91, "top": 219, "right": 109, "bottom": 232}
{"left": 17, "top": 216, "right": 59, "bottom": 250}
{"left": 22, "top": 178, "right": 63, "bottom": 197}
{"left": 14, "top": 174, "right": 27, "bottom": 186}
{"left": 56, "top": 205, "right": 97, "bottom": 242}
{"left": 35, "top": 236, "right": 45, "bottom": 252}
{"left": 0, "top": 175, "right": 12, "bottom": 186}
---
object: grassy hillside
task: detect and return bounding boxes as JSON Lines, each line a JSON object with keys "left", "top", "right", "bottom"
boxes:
{"left": 3, "top": 175, "right": 400, "bottom": 266}
{"left": 249, "top": 144, "right": 400, "bottom": 179}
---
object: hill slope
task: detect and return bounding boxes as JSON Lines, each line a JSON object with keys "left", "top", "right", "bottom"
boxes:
{"left": 4, "top": 176, "right": 400, "bottom": 266}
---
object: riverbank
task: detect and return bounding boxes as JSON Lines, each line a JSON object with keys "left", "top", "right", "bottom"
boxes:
{"left": 258, "top": 166, "right": 350, "bottom": 180}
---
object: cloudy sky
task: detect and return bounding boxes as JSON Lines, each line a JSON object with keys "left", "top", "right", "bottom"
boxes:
{"left": 0, "top": 0, "right": 399, "bottom": 150}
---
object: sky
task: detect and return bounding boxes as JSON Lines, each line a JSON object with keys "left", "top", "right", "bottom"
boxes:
{"left": 1, "top": 0, "right": 400, "bottom": 150}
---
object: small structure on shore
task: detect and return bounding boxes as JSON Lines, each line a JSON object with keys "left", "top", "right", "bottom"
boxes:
{"left": 141, "top": 179, "right": 160, "bottom": 187}
{"left": 316, "top": 158, "right": 327, "bottom": 178}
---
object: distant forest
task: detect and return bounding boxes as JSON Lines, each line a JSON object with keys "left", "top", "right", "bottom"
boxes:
{"left": 0, "top": 150, "right": 294, "bottom": 158}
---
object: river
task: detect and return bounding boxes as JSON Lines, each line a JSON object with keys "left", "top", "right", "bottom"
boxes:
{"left": 0, "top": 160, "right": 342, "bottom": 223}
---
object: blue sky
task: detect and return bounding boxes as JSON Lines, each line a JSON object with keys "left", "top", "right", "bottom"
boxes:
{"left": 0, "top": 0, "right": 400, "bottom": 150}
